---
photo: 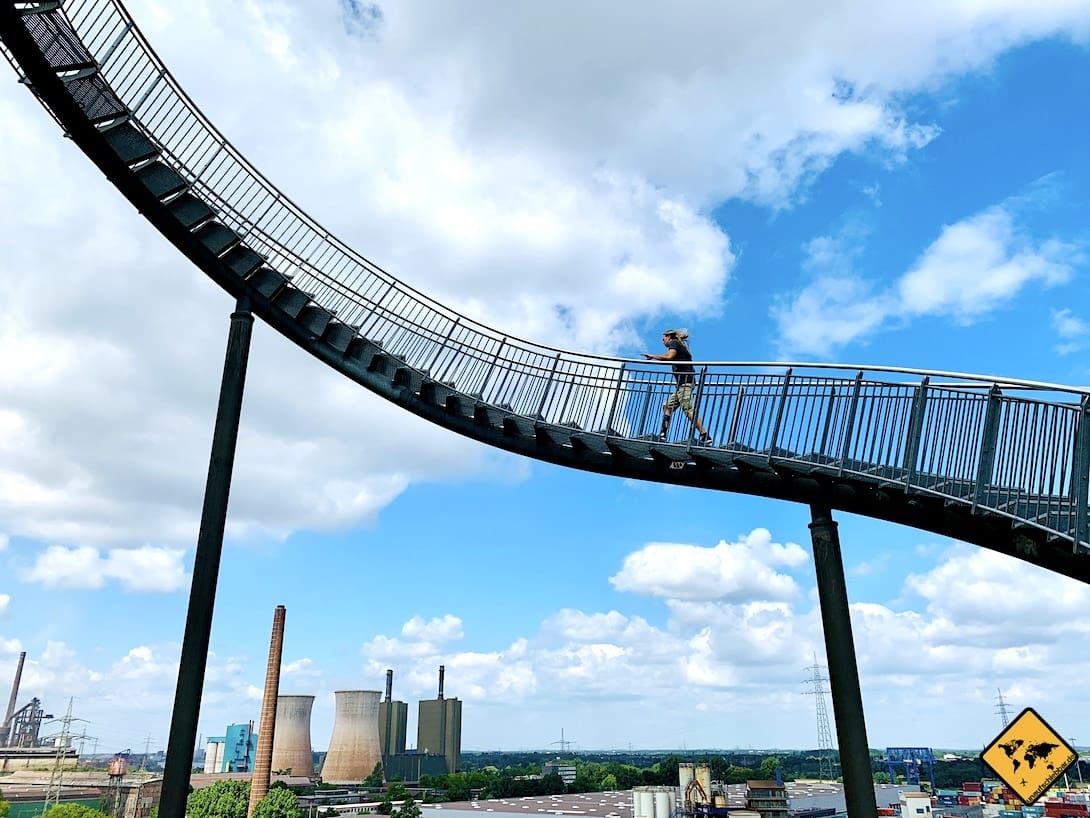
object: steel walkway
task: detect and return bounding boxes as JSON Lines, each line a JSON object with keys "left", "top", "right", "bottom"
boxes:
{"left": 2, "top": 0, "right": 1088, "bottom": 583}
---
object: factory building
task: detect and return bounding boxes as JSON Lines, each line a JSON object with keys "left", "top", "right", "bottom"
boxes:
{"left": 204, "top": 722, "right": 257, "bottom": 773}
{"left": 378, "top": 669, "right": 408, "bottom": 761}
{"left": 416, "top": 665, "right": 462, "bottom": 774}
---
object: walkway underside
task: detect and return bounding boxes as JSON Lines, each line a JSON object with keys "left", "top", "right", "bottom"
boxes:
{"left": 2, "top": 0, "right": 1088, "bottom": 584}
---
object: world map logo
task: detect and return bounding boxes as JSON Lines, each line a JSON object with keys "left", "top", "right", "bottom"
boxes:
{"left": 981, "top": 708, "right": 1077, "bottom": 805}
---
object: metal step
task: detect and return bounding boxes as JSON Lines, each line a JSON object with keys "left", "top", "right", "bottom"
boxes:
{"left": 136, "top": 161, "right": 187, "bottom": 200}
{"left": 298, "top": 305, "right": 333, "bottom": 339}
{"left": 167, "top": 193, "right": 214, "bottom": 230}
{"left": 222, "top": 244, "right": 264, "bottom": 277}
{"left": 246, "top": 267, "right": 290, "bottom": 299}
{"left": 193, "top": 222, "right": 241, "bottom": 256}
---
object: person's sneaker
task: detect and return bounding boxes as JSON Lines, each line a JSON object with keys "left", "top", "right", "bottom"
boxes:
{"left": 656, "top": 433, "right": 667, "bottom": 443}
{"left": 697, "top": 432, "right": 713, "bottom": 446}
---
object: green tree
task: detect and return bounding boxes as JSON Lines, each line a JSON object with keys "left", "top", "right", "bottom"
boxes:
{"left": 601, "top": 774, "right": 618, "bottom": 791}
{"left": 252, "top": 787, "right": 303, "bottom": 818}
{"left": 186, "top": 779, "right": 250, "bottom": 818}
{"left": 873, "top": 771, "right": 891, "bottom": 784}
{"left": 758, "top": 757, "right": 780, "bottom": 779}
{"left": 0, "top": 787, "right": 9, "bottom": 818}
{"left": 392, "top": 795, "right": 421, "bottom": 818}
{"left": 40, "top": 806, "right": 109, "bottom": 818}
{"left": 363, "top": 763, "right": 385, "bottom": 788}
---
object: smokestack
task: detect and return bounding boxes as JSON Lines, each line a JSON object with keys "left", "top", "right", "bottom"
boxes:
{"left": 3, "top": 651, "right": 26, "bottom": 746}
{"left": 321, "top": 690, "right": 383, "bottom": 784}
{"left": 438, "top": 665, "right": 445, "bottom": 700}
{"left": 247, "top": 605, "right": 286, "bottom": 818}
{"left": 271, "top": 695, "right": 315, "bottom": 778}
{"left": 385, "top": 670, "right": 393, "bottom": 703}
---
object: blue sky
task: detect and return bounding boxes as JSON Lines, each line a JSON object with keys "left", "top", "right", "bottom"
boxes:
{"left": 2, "top": 0, "right": 1090, "bottom": 760}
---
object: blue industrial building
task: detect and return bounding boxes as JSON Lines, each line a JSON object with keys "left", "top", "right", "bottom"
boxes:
{"left": 204, "top": 722, "right": 257, "bottom": 773}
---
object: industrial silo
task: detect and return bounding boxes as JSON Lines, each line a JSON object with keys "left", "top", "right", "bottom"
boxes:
{"left": 678, "top": 763, "right": 695, "bottom": 793}
{"left": 633, "top": 787, "right": 654, "bottom": 818}
{"left": 271, "top": 695, "right": 315, "bottom": 777}
{"left": 320, "top": 690, "right": 382, "bottom": 784}
{"left": 695, "top": 765, "right": 712, "bottom": 805}
{"left": 653, "top": 786, "right": 673, "bottom": 818}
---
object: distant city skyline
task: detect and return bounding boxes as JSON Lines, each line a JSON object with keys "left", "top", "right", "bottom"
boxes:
{"left": 2, "top": 0, "right": 1090, "bottom": 758}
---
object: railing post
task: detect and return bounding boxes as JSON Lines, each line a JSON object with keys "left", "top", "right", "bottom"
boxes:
{"left": 688, "top": 365, "right": 709, "bottom": 443}
{"left": 818, "top": 386, "right": 837, "bottom": 458}
{"left": 837, "top": 372, "right": 864, "bottom": 476}
{"left": 636, "top": 382, "right": 655, "bottom": 438}
{"left": 766, "top": 368, "right": 793, "bottom": 459}
{"left": 973, "top": 386, "right": 1003, "bottom": 512}
{"left": 475, "top": 337, "right": 507, "bottom": 400}
{"left": 902, "top": 376, "right": 929, "bottom": 488}
{"left": 727, "top": 384, "right": 746, "bottom": 447}
{"left": 1072, "top": 396, "right": 1090, "bottom": 552}
{"left": 535, "top": 354, "right": 563, "bottom": 420}
{"left": 604, "top": 364, "right": 627, "bottom": 436}
{"left": 358, "top": 279, "right": 397, "bottom": 341}
{"left": 425, "top": 316, "right": 461, "bottom": 375}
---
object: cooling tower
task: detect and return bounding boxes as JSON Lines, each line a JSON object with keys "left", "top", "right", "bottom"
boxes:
{"left": 320, "top": 690, "right": 382, "bottom": 784}
{"left": 271, "top": 695, "right": 315, "bottom": 777}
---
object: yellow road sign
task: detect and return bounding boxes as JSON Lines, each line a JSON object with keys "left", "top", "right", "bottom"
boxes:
{"left": 981, "top": 707, "right": 1077, "bottom": 804}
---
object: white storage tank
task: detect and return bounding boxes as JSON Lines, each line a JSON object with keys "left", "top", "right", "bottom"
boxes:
{"left": 633, "top": 787, "right": 654, "bottom": 818}
{"left": 653, "top": 786, "right": 673, "bottom": 818}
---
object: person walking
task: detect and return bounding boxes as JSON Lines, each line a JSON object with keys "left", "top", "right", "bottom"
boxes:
{"left": 643, "top": 329, "right": 713, "bottom": 445}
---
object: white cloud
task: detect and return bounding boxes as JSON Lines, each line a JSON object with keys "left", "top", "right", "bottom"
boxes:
{"left": 4, "top": 0, "right": 1090, "bottom": 554}
{"left": 20, "top": 545, "right": 189, "bottom": 592}
{"left": 400, "top": 614, "right": 465, "bottom": 644}
{"left": 0, "top": 594, "right": 9, "bottom": 618}
{"left": 775, "top": 204, "right": 1082, "bottom": 356}
{"left": 609, "top": 528, "right": 809, "bottom": 602}
{"left": 1053, "top": 307, "right": 1090, "bottom": 355}
{"left": 0, "top": 533, "right": 8, "bottom": 552}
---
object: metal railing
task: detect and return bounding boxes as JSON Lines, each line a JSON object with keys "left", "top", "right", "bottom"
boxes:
{"left": 4, "top": 0, "right": 1089, "bottom": 552}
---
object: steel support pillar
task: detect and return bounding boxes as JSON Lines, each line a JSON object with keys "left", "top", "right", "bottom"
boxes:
{"left": 809, "top": 505, "right": 878, "bottom": 818}
{"left": 160, "top": 298, "right": 254, "bottom": 818}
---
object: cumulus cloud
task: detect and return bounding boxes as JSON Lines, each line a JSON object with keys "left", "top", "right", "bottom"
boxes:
{"left": 20, "top": 545, "right": 189, "bottom": 592}
{"left": 401, "top": 614, "right": 465, "bottom": 644}
{"left": 775, "top": 204, "right": 1082, "bottom": 356}
{"left": 1052, "top": 307, "right": 1090, "bottom": 355}
{"left": 609, "top": 528, "right": 809, "bottom": 602}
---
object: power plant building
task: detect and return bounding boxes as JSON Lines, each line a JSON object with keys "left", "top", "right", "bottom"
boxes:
{"left": 271, "top": 695, "right": 316, "bottom": 778}
{"left": 416, "top": 666, "right": 461, "bottom": 774}
{"left": 204, "top": 722, "right": 257, "bottom": 773}
{"left": 321, "top": 690, "right": 383, "bottom": 784}
{"left": 379, "top": 669, "right": 407, "bottom": 761}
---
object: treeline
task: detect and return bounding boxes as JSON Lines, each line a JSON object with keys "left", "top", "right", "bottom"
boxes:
{"left": 412, "top": 751, "right": 986, "bottom": 800}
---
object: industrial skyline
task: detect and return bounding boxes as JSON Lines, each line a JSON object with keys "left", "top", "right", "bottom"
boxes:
{"left": 3, "top": 0, "right": 1090, "bottom": 757}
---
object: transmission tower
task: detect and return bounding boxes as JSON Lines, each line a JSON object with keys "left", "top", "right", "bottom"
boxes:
{"left": 995, "top": 689, "right": 1012, "bottom": 728}
{"left": 550, "top": 728, "right": 574, "bottom": 755}
{"left": 43, "top": 697, "right": 75, "bottom": 813}
{"left": 803, "top": 655, "right": 837, "bottom": 780}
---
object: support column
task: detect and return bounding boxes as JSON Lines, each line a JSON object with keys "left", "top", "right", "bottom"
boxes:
{"left": 248, "top": 605, "right": 287, "bottom": 817}
{"left": 160, "top": 298, "right": 254, "bottom": 818}
{"left": 808, "top": 505, "right": 878, "bottom": 818}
